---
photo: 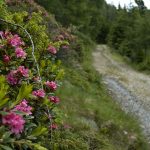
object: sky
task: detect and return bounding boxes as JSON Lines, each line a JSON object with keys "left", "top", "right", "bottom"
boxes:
{"left": 105, "top": 0, "right": 150, "bottom": 9}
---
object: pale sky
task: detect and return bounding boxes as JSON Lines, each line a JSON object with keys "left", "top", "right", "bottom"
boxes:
{"left": 105, "top": 0, "right": 150, "bottom": 8}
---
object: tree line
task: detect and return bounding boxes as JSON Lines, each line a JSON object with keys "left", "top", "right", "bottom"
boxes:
{"left": 36, "top": 0, "right": 150, "bottom": 71}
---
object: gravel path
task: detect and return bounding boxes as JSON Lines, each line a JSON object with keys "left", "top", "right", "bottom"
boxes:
{"left": 93, "top": 45, "right": 150, "bottom": 140}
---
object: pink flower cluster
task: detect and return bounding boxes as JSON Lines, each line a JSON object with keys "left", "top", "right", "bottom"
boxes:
{"left": 32, "top": 89, "right": 45, "bottom": 98}
{"left": 0, "top": 31, "right": 11, "bottom": 39}
{"left": 48, "top": 96, "right": 60, "bottom": 104}
{"left": 13, "top": 99, "right": 32, "bottom": 115}
{"left": 45, "top": 81, "right": 57, "bottom": 91}
{"left": 7, "top": 66, "right": 29, "bottom": 85}
{"left": 0, "top": 31, "right": 27, "bottom": 61}
{"left": 15, "top": 47, "right": 27, "bottom": 59}
{"left": 17, "top": 66, "right": 29, "bottom": 77}
{"left": 9, "top": 34, "right": 24, "bottom": 47}
{"left": 3, "top": 55, "right": 11, "bottom": 63}
{"left": 7, "top": 70, "right": 18, "bottom": 85}
{"left": 62, "top": 45, "right": 69, "bottom": 49}
{"left": 47, "top": 45, "right": 57, "bottom": 54}
{"left": 2, "top": 112, "right": 25, "bottom": 134}
{"left": 50, "top": 123, "right": 58, "bottom": 129}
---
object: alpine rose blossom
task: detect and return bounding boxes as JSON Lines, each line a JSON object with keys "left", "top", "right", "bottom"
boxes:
{"left": 17, "top": 66, "right": 29, "bottom": 77}
{"left": 2, "top": 112, "right": 25, "bottom": 134}
{"left": 15, "top": 47, "right": 27, "bottom": 59}
{"left": 7, "top": 70, "right": 18, "bottom": 85}
{"left": 50, "top": 123, "right": 58, "bottom": 129}
{"left": 3, "top": 55, "right": 11, "bottom": 63}
{"left": 9, "top": 34, "right": 23, "bottom": 47}
{"left": 47, "top": 45, "right": 57, "bottom": 54}
{"left": 7, "top": 66, "right": 29, "bottom": 85}
{"left": 0, "top": 45, "right": 4, "bottom": 49}
{"left": 62, "top": 45, "right": 69, "bottom": 49}
{"left": 45, "top": 81, "right": 57, "bottom": 91}
{"left": 48, "top": 96, "right": 60, "bottom": 104}
{"left": 32, "top": 89, "right": 45, "bottom": 98}
{"left": 13, "top": 99, "right": 32, "bottom": 115}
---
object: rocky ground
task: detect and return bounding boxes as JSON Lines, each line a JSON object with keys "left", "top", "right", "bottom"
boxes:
{"left": 93, "top": 45, "right": 150, "bottom": 140}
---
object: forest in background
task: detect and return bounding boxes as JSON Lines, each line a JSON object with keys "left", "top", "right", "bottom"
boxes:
{"left": 0, "top": 0, "right": 150, "bottom": 149}
{"left": 36, "top": 0, "right": 150, "bottom": 71}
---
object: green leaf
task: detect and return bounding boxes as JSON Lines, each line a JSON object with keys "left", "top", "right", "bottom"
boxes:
{"left": 0, "top": 0, "right": 4, "bottom": 6}
{"left": 2, "top": 132, "right": 11, "bottom": 140}
{"left": 0, "top": 76, "right": 9, "bottom": 109}
{"left": 0, "top": 98, "right": 9, "bottom": 109}
{"left": 10, "top": 83, "right": 32, "bottom": 108}
{"left": 31, "top": 144, "right": 47, "bottom": 150}
{"left": 0, "top": 145, "right": 13, "bottom": 150}
{"left": 31, "top": 126, "right": 48, "bottom": 137}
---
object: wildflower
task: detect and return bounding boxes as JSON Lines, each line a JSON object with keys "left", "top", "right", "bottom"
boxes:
{"left": 63, "top": 124, "right": 71, "bottom": 129}
{"left": 48, "top": 96, "right": 60, "bottom": 104}
{"left": 50, "top": 123, "right": 58, "bottom": 130}
{"left": 47, "top": 45, "right": 57, "bottom": 54}
{"left": 9, "top": 34, "right": 23, "bottom": 47}
{"left": 13, "top": 99, "right": 32, "bottom": 115}
{"left": 17, "top": 66, "right": 29, "bottom": 77}
{"left": 62, "top": 45, "right": 69, "bottom": 49}
{"left": 0, "top": 45, "right": 4, "bottom": 49}
{"left": 32, "top": 89, "right": 45, "bottom": 98}
{"left": 15, "top": 47, "right": 27, "bottom": 59}
{"left": 45, "top": 81, "right": 57, "bottom": 91}
{"left": 7, "top": 66, "right": 29, "bottom": 85}
{"left": 2, "top": 112, "right": 25, "bottom": 134}
{"left": 7, "top": 70, "right": 18, "bottom": 85}
{"left": 3, "top": 55, "right": 11, "bottom": 63}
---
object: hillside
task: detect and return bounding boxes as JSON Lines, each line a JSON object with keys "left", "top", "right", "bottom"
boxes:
{"left": 93, "top": 45, "right": 150, "bottom": 139}
{"left": 0, "top": 0, "right": 149, "bottom": 149}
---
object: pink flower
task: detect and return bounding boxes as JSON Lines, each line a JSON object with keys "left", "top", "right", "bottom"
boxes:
{"left": 13, "top": 99, "right": 32, "bottom": 115}
{"left": 50, "top": 123, "right": 58, "bottom": 130}
{"left": 0, "top": 45, "right": 4, "bottom": 49}
{"left": 2, "top": 112, "right": 25, "bottom": 134}
{"left": 62, "top": 45, "right": 69, "bottom": 49}
{"left": 3, "top": 55, "right": 11, "bottom": 63}
{"left": 45, "top": 81, "right": 57, "bottom": 91}
{"left": 48, "top": 96, "right": 60, "bottom": 104}
{"left": 7, "top": 66, "right": 29, "bottom": 85}
{"left": 63, "top": 124, "right": 71, "bottom": 129}
{"left": 15, "top": 47, "right": 27, "bottom": 59}
{"left": 7, "top": 70, "right": 18, "bottom": 85}
{"left": 9, "top": 34, "right": 23, "bottom": 47}
{"left": 17, "top": 66, "right": 29, "bottom": 77}
{"left": 32, "top": 89, "right": 45, "bottom": 98}
{"left": 47, "top": 45, "right": 57, "bottom": 54}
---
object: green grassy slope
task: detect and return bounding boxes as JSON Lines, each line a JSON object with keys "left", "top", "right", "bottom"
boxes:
{"left": 56, "top": 34, "right": 149, "bottom": 149}
{"left": 6, "top": 1, "right": 150, "bottom": 149}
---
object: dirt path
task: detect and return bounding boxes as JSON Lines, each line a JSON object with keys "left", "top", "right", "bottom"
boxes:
{"left": 93, "top": 45, "right": 150, "bottom": 139}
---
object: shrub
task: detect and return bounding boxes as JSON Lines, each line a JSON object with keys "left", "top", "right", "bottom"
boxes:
{"left": 0, "top": 1, "right": 68, "bottom": 149}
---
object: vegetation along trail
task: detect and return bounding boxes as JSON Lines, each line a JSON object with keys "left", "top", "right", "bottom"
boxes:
{"left": 93, "top": 45, "right": 150, "bottom": 140}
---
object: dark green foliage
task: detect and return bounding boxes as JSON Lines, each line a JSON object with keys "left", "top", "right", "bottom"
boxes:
{"left": 107, "top": 6, "right": 150, "bottom": 71}
{"left": 36, "top": 0, "right": 150, "bottom": 71}
{"left": 35, "top": 0, "right": 115, "bottom": 41}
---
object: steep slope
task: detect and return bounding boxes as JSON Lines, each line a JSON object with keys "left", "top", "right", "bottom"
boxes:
{"left": 93, "top": 45, "right": 150, "bottom": 139}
